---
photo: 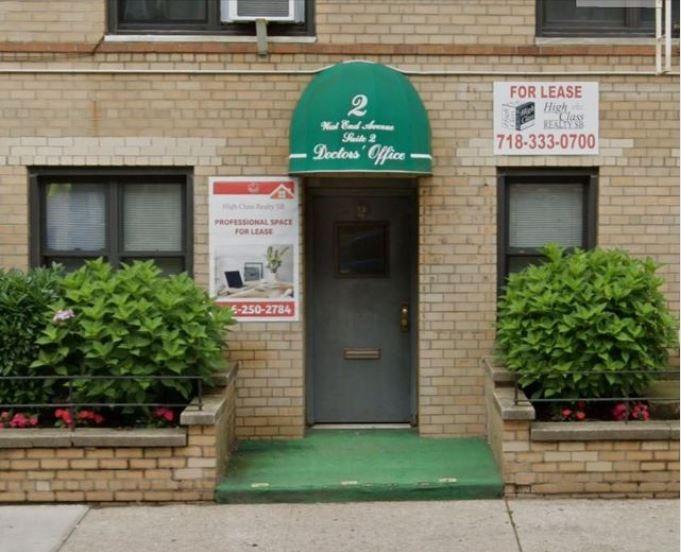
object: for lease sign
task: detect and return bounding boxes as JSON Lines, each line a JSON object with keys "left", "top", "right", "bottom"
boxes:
{"left": 209, "top": 177, "right": 299, "bottom": 322}
{"left": 493, "top": 82, "right": 599, "bottom": 156}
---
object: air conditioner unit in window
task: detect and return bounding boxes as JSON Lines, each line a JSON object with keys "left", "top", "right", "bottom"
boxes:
{"left": 221, "top": 0, "right": 303, "bottom": 23}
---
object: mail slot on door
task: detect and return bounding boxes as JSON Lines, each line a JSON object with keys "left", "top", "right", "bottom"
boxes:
{"left": 343, "top": 348, "right": 381, "bottom": 360}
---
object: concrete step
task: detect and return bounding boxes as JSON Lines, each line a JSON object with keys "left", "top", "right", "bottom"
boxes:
{"left": 215, "top": 430, "right": 503, "bottom": 504}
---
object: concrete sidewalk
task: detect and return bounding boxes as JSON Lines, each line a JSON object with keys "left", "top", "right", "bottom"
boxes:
{"left": 1, "top": 499, "right": 678, "bottom": 552}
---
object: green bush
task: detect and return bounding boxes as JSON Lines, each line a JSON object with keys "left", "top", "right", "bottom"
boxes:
{"left": 497, "top": 245, "right": 678, "bottom": 399}
{"left": 0, "top": 266, "right": 63, "bottom": 405}
{"left": 32, "top": 259, "right": 234, "bottom": 411}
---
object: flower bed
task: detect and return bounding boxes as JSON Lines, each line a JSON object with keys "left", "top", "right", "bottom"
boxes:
{"left": 0, "top": 369, "right": 237, "bottom": 503}
{"left": 1, "top": 260, "right": 234, "bottom": 429}
{"left": 484, "top": 360, "right": 679, "bottom": 498}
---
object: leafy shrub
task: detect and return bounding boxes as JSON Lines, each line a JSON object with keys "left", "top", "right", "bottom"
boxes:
{"left": 32, "top": 260, "right": 234, "bottom": 412}
{"left": 497, "top": 245, "right": 677, "bottom": 399}
{"left": 0, "top": 266, "right": 63, "bottom": 405}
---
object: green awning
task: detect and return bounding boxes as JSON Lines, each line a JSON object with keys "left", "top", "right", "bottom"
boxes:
{"left": 289, "top": 61, "right": 432, "bottom": 175}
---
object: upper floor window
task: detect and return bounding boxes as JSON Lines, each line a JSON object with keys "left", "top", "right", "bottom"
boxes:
{"left": 537, "top": 0, "right": 679, "bottom": 37}
{"left": 108, "top": 0, "right": 314, "bottom": 36}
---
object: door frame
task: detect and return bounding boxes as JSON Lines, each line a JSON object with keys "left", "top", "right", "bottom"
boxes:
{"left": 304, "top": 178, "right": 419, "bottom": 426}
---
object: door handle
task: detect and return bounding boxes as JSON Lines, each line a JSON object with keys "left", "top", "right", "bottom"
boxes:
{"left": 400, "top": 303, "right": 409, "bottom": 333}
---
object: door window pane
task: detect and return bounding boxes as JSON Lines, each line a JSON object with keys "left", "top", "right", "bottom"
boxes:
{"left": 123, "top": 184, "right": 183, "bottom": 252}
{"left": 45, "top": 183, "right": 106, "bottom": 251}
{"left": 120, "top": 0, "right": 207, "bottom": 22}
{"left": 336, "top": 222, "right": 388, "bottom": 277}
{"left": 509, "top": 183, "right": 583, "bottom": 249}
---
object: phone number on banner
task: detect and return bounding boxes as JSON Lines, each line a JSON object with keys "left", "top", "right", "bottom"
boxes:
{"left": 496, "top": 133, "right": 596, "bottom": 152}
{"left": 230, "top": 301, "right": 295, "bottom": 318}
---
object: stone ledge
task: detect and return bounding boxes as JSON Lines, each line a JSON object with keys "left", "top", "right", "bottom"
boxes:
{"left": 0, "top": 427, "right": 186, "bottom": 449}
{"left": 482, "top": 358, "right": 516, "bottom": 385}
{"left": 493, "top": 386, "right": 536, "bottom": 421}
{"left": 531, "top": 420, "right": 680, "bottom": 441}
{"left": 180, "top": 365, "right": 238, "bottom": 426}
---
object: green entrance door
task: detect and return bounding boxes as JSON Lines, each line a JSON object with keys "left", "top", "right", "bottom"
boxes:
{"left": 307, "top": 183, "right": 415, "bottom": 424}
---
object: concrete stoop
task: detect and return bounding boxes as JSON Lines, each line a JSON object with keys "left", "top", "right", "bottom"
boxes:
{"left": 215, "top": 430, "right": 503, "bottom": 503}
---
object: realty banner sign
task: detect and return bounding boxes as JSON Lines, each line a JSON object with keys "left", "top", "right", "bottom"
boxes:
{"left": 209, "top": 177, "right": 299, "bottom": 322}
{"left": 493, "top": 81, "right": 599, "bottom": 155}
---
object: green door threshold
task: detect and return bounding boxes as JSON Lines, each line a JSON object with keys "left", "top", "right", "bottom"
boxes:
{"left": 215, "top": 430, "right": 503, "bottom": 504}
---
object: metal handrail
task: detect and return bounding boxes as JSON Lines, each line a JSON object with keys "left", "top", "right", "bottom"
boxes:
{"left": 509, "top": 369, "right": 680, "bottom": 422}
{"left": 0, "top": 374, "right": 207, "bottom": 427}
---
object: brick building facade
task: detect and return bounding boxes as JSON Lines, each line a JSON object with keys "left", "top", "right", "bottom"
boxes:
{"left": 0, "top": 0, "right": 678, "bottom": 441}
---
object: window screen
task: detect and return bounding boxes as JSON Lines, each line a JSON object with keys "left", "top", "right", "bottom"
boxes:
{"left": 508, "top": 183, "right": 584, "bottom": 248}
{"left": 123, "top": 183, "right": 183, "bottom": 252}
{"left": 45, "top": 183, "right": 106, "bottom": 251}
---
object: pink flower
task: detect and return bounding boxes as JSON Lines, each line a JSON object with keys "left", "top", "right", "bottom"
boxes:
{"left": 575, "top": 410, "right": 586, "bottom": 421}
{"left": 561, "top": 407, "right": 572, "bottom": 420}
{"left": 9, "top": 413, "right": 29, "bottom": 428}
{"left": 153, "top": 407, "right": 175, "bottom": 423}
{"left": 631, "top": 403, "right": 650, "bottom": 421}
{"left": 612, "top": 402, "right": 628, "bottom": 421}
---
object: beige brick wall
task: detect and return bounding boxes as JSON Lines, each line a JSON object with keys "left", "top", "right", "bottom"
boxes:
{"left": 500, "top": 420, "right": 680, "bottom": 497}
{"left": 0, "top": 0, "right": 105, "bottom": 43}
{"left": 0, "top": 67, "right": 677, "bottom": 438}
{"left": 0, "top": 0, "right": 535, "bottom": 46}
{"left": 0, "top": 1, "right": 676, "bottom": 439}
{"left": 0, "top": 382, "right": 236, "bottom": 503}
{"left": 0, "top": 426, "right": 216, "bottom": 502}
{"left": 486, "top": 374, "right": 680, "bottom": 497}
{"left": 316, "top": 0, "right": 534, "bottom": 45}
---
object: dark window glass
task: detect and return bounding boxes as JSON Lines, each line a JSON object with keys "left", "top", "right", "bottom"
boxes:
{"left": 33, "top": 173, "right": 191, "bottom": 275}
{"left": 109, "top": 0, "right": 315, "bottom": 36}
{"left": 45, "top": 257, "right": 99, "bottom": 271}
{"left": 119, "top": 0, "right": 208, "bottom": 23}
{"left": 336, "top": 222, "right": 389, "bottom": 277}
{"left": 498, "top": 170, "right": 597, "bottom": 288}
{"left": 538, "top": 0, "right": 678, "bottom": 37}
{"left": 121, "top": 257, "right": 185, "bottom": 275}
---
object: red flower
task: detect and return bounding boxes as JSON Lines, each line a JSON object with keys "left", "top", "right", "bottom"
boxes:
{"left": 576, "top": 401, "right": 586, "bottom": 410}
{"left": 631, "top": 403, "right": 650, "bottom": 421}
{"left": 575, "top": 410, "right": 586, "bottom": 421}
{"left": 54, "top": 408, "right": 74, "bottom": 427}
{"left": 561, "top": 407, "right": 572, "bottom": 419}
{"left": 612, "top": 402, "right": 628, "bottom": 421}
{"left": 153, "top": 407, "right": 175, "bottom": 423}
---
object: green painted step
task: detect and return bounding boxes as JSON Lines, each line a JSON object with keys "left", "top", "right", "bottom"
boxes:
{"left": 215, "top": 430, "right": 503, "bottom": 503}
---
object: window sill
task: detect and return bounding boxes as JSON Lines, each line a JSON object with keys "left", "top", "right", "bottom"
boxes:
{"left": 535, "top": 36, "right": 679, "bottom": 46}
{"left": 104, "top": 34, "right": 317, "bottom": 44}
